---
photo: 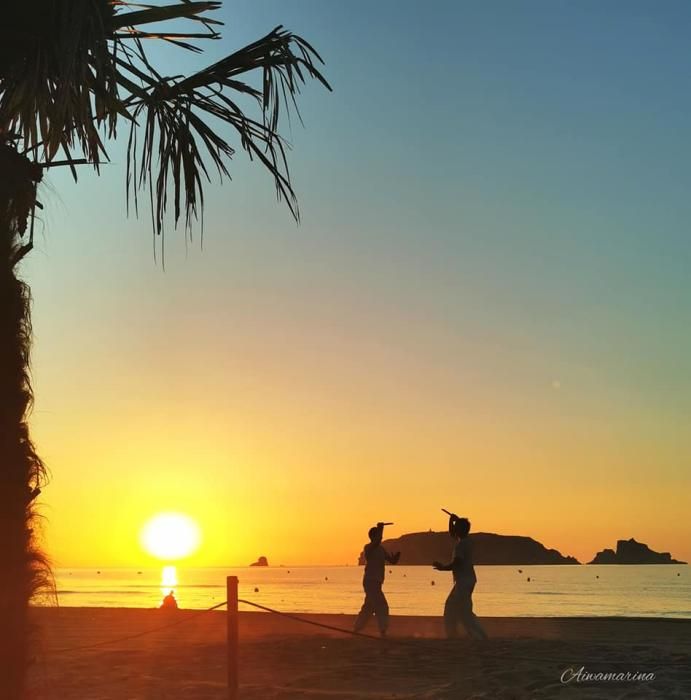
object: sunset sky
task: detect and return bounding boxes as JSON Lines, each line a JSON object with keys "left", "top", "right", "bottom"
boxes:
{"left": 23, "top": 0, "right": 691, "bottom": 567}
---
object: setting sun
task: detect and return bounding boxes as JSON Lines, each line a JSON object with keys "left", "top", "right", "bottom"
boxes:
{"left": 140, "top": 513, "right": 201, "bottom": 561}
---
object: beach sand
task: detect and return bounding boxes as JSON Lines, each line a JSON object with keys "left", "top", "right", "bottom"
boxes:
{"left": 28, "top": 608, "right": 691, "bottom": 699}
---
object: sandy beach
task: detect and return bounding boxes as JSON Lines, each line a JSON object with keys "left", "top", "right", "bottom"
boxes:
{"left": 27, "top": 608, "right": 691, "bottom": 699}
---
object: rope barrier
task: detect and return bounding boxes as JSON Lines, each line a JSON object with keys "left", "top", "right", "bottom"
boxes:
{"left": 238, "top": 599, "right": 689, "bottom": 668}
{"left": 51, "top": 600, "right": 228, "bottom": 654}
{"left": 237, "top": 599, "right": 385, "bottom": 641}
{"left": 48, "top": 596, "right": 689, "bottom": 670}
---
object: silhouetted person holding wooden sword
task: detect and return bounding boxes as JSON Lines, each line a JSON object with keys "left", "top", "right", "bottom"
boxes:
{"left": 354, "top": 521, "right": 400, "bottom": 636}
{"left": 433, "top": 509, "right": 488, "bottom": 640}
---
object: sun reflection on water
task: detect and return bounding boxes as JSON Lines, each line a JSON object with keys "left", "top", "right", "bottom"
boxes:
{"left": 160, "top": 565, "right": 178, "bottom": 604}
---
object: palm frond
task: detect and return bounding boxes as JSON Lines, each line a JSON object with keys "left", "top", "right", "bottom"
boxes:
{"left": 0, "top": 0, "right": 118, "bottom": 165}
{"left": 110, "top": 2, "right": 222, "bottom": 30}
{"left": 1, "top": 2, "right": 330, "bottom": 253}
{"left": 124, "top": 24, "right": 331, "bottom": 240}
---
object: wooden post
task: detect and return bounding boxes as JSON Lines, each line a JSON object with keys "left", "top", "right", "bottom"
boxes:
{"left": 227, "top": 576, "right": 239, "bottom": 700}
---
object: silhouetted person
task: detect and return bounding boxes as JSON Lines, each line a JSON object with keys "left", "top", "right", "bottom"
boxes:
{"left": 354, "top": 522, "right": 400, "bottom": 636}
{"left": 160, "top": 590, "right": 178, "bottom": 610}
{"left": 433, "top": 514, "right": 487, "bottom": 640}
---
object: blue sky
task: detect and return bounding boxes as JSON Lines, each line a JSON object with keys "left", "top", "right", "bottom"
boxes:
{"left": 23, "top": 1, "right": 691, "bottom": 564}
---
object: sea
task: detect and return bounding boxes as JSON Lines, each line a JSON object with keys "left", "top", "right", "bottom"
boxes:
{"left": 47, "top": 565, "right": 690, "bottom": 618}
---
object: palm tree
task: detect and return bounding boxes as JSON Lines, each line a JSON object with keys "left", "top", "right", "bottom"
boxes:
{"left": 0, "top": 2, "right": 329, "bottom": 696}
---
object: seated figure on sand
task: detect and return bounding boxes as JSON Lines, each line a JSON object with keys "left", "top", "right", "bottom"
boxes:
{"left": 354, "top": 522, "right": 400, "bottom": 637}
{"left": 160, "top": 590, "right": 178, "bottom": 610}
{"left": 433, "top": 512, "right": 488, "bottom": 640}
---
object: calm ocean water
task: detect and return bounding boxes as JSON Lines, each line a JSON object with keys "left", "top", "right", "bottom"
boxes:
{"left": 48, "top": 565, "right": 690, "bottom": 618}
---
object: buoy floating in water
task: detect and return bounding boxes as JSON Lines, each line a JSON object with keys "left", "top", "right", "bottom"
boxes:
{"left": 431, "top": 580, "right": 435, "bottom": 586}
{"left": 254, "top": 587, "right": 259, "bottom": 593}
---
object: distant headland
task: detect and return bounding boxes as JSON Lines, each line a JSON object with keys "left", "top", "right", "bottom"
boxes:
{"left": 359, "top": 531, "right": 580, "bottom": 566}
{"left": 359, "top": 532, "right": 688, "bottom": 566}
{"left": 250, "top": 556, "right": 269, "bottom": 567}
{"left": 589, "top": 539, "right": 687, "bottom": 565}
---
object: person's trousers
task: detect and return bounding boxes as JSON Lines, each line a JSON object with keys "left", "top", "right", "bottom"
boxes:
{"left": 354, "top": 579, "right": 389, "bottom": 634}
{"left": 443, "top": 579, "right": 488, "bottom": 639}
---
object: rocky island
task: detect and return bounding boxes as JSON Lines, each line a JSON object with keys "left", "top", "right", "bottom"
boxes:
{"left": 359, "top": 531, "right": 579, "bottom": 565}
{"left": 589, "top": 539, "right": 686, "bottom": 565}
{"left": 249, "top": 556, "right": 269, "bottom": 567}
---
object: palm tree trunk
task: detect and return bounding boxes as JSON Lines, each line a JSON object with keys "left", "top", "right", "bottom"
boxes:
{"left": 0, "top": 144, "right": 49, "bottom": 699}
